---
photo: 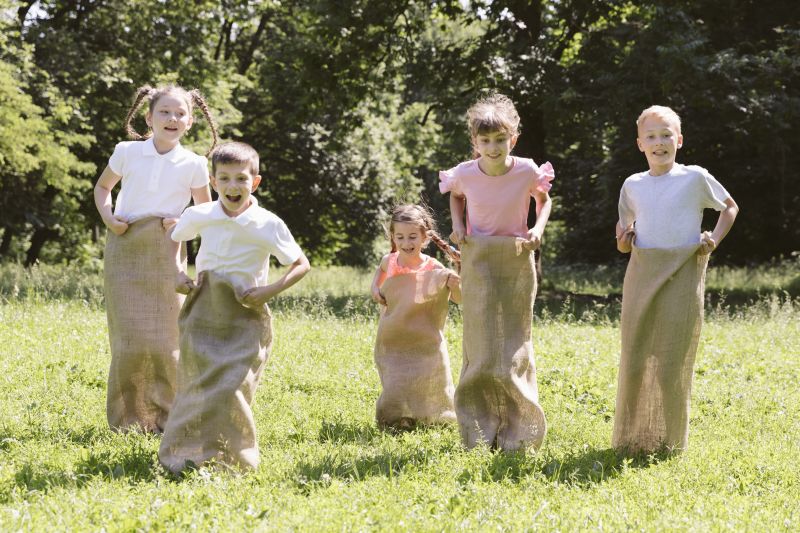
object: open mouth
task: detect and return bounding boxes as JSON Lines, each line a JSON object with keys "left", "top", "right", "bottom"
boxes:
{"left": 225, "top": 194, "right": 242, "bottom": 203}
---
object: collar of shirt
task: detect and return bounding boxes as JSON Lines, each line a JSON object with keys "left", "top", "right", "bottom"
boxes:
{"left": 142, "top": 137, "right": 184, "bottom": 163}
{"left": 209, "top": 197, "right": 261, "bottom": 227}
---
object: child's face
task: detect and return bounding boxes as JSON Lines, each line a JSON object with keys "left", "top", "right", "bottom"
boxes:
{"left": 392, "top": 222, "right": 428, "bottom": 260}
{"left": 146, "top": 93, "right": 193, "bottom": 144}
{"left": 637, "top": 114, "right": 683, "bottom": 173}
{"left": 473, "top": 130, "right": 518, "bottom": 165}
{"left": 211, "top": 162, "right": 262, "bottom": 217}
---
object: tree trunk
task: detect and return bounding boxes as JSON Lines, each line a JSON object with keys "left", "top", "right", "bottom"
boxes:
{"left": 24, "top": 227, "right": 58, "bottom": 266}
{"left": 0, "top": 227, "right": 14, "bottom": 257}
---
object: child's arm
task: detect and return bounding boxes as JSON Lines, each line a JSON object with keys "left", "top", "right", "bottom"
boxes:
{"left": 370, "top": 255, "right": 389, "bottom": 305}
{"left": 242, "top": 253, "right": 311, "bottom": 307}
{"left": 449, "top": 194, "right": 467, "bottom": 244}
{"left": 527, "top": 191, "right": 552, "bottom": 249}
{"left": 699, "top": 197, "right": 739, "bottom": 255}
{"left": 615, "top": 220, "right": 635, "bottom": 253}
{"left": 446, "top": 270, "right": 462, "bottom": 304}
{"left": 163, "top": 186, "right": 212, "bottom": 231}
{"left": 94, "top": 166, "right": 129, "bottom": 236}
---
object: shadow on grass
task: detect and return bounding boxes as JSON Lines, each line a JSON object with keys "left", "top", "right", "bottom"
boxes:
{"left": 455, "top": 446, "right": 674, "bottom": 487}
{"left": 8, "top": 436, "right": 158, "bottom": 499}
{"left": 293, "top": 448, "right": 429, "bottom": 493}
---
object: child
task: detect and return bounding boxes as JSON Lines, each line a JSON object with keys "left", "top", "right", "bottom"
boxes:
{"left": 94, "top": 84, "right": 219, "bottom": 433}
{"left": 613, "top": 105, "right": 738, "bottom": 453}
{"left": 159, "top": 141, "right": 310, "bottom": 473}
{"left": 370, "top": 204, "right": 462, "bottom": 430}
{"left": 439, "top": 93, "right": 554, "bottom": 451}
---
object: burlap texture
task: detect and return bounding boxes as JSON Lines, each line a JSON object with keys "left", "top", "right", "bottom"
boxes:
{"left": 159, "top": 271, "right": 272, "bottom": 473}
{"left": 104, "top": 217, "right": 185, "bottom": 432}
{"left": 374, "top": 268, "right": 456, "bottom": 428}
{"left": 455, "top": 235, "right": 546, "bottom": 451}
{"left": 612, "top": 244, "right": 708, "bottom": 453}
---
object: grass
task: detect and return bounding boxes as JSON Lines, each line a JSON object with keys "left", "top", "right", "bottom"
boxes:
{"left": 0, "top": 263, "right": 798, "bottom": 530}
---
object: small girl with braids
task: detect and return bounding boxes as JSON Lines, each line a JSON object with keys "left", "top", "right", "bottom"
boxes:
{"left": 370, "top": 204, "right": 462, "bottom": 430}
{"left": 93, "top": 84, "right": 219, "bottom": 433}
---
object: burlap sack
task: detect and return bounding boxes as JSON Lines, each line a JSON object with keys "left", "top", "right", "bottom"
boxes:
{"left": 159, "top": 271, "right": 272, "bottom": 473}
{"left": 612, "top": 244, "right": 708, "bottom": 453}
{"left": 104, "top": 217, "right": 185, "bottom": 432}
{"left": 374, "top": 268, "right": 456, "bottom": 428}
{"left": 455, "top": 235, "right": 546, "bottom": 451}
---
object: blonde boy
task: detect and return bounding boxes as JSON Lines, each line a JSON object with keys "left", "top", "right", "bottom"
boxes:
{"left": 612, "top": 105, "right": 738, "bottom": 453}
{"left": 159, "top": 141, "right": 310, "bottom": 473}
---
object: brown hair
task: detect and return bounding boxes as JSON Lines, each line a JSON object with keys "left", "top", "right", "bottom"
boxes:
{"left": 386, "top": 204, "right": 461, "bottom": 268}
{"left": 123, "top": 84, "right": 219, "bottom": 155}
{"left": 467, "top": 92, "right": 521, "bottom": 139}
{"left": 210, "top": 141, "right": 260, "bottom": 176}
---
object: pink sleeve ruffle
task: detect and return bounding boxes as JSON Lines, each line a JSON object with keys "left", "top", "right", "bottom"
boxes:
{"left": 439, "top": 169, "right": 460, "bottom": 195}
{"left": 534, "top": 161, "right": 555, "bottom": 193}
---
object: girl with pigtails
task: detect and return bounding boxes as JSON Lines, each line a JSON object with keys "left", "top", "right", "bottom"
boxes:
{"left": 93, "top": 84, "right": 219, "bottom": 433}
{"left": 370, "top": 204, "right": 462, "bottom": 430}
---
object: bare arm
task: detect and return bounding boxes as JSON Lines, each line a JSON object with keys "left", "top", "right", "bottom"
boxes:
{"left": 528, "top": 191, "right": 552, "bottom": 246}
{"left": 370, "top": 255, "right": 389, "bottom": 305}
{"left": 94, "top": 165, "right": 129, "bottom": 235}
{"left": 191, "top": 185, "right": 212, "bottom": 205}
{"left": 449, "top": 194, "right": 466, "bottom": 244}
{"left": 700, "top": 197, "right": 739, "bottom": 254}
{"left": 446, "top": 270, "right": 462, "bottom": 304}
{"left": 242, "top": 253, "right": 311, "bottom": 307}
{"left": 616, "top": 220, "right": 635, "bottom": 253}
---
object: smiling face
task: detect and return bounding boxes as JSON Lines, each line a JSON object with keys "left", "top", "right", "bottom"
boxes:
{"left": 211, "top": 162, "right": 262, "bottom": 217}
{"left": 391, "top": 221, "right": 428, "bottom": 263}
{"left": 637, "top": 114, "right": 683, "bottom": 175}
{"left": 145, "top": 92, "right": 193, "bottom": 152}
{"left": 473, "top": 130, "right": 518, "bottom": 175}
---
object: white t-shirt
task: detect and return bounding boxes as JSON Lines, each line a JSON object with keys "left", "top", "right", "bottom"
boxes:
{"left": 619, "top": 164, "right": 730, "bottom": 248}
{"left": 172, "top": 198, "right": 303, "bottom": 291}
{"left": 108, "top": 138, "right": 209, "bottom": 221}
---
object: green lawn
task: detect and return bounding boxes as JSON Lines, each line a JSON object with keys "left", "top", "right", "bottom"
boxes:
{"left": 0, "top": 265, "right": 798, "bottom": 530}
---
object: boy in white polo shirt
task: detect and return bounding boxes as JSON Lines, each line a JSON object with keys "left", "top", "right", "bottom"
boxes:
{"left": 159, "top": 141, "right": 310, "bottom": 473}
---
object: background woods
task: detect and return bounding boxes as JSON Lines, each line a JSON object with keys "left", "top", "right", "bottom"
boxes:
{"left": 1, "top": 0, "right": 798, "bottom": 266}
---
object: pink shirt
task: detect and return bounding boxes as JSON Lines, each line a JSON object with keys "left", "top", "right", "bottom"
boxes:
{"left": 385, "top": 253, "right": 443, "bottom": 279}
{"left": 439, "top": 157, "right": 554, "bottom": 237}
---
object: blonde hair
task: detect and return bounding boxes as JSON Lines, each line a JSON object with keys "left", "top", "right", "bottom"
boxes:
{"left": 386, "top": 205, "right": 460, "bottom": 267}
{"left": 211, "top": 141, "right": 260, "bottom": 176}
{"left": 123, "top": 84, "right": 219, "bottom": 155}
{"left": 467, "top": 93, "right": 521, "bottom": 138}
{"left": 636, "top": 105, "right": 682, "bottom": 134}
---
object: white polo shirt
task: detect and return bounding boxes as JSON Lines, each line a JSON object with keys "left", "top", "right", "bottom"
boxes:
{"left": 619, "top": 163, "right": 730, "bottom": 248}
{"left": 108, "top": 138, "right": 209, "bottom": 221}
{"left": 172, "top": 198, "right": 303, "bottom": 291}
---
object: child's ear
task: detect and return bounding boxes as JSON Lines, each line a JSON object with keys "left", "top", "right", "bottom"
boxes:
{"left": 636, "top": 137, "right": 644, "bottom": 152}
{"left": 145, "top": 111, "right": 152, "bottom": 128}
{"left": 510, "top": 134, "right": 519, "bottom": 149}
{"left": 677, "top": 134, "right": 683, "bottom": 149}
{"left": 251, "top": 175, "right": 262, "bottom": 191}
{"left": 186, "top": 115, "right": 194, "bottom": 130}
{"left": 209, "top": 175, "right": 218, "bottom": 191}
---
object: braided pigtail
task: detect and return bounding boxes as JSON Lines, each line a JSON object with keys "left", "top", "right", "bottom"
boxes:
{"left": 189, "top": 89, "right": 219, "bottom": 156}
{"left": 428, "top": 230, "right": 461, "bottom": 271}
{"left": 124, "top": 85, "right": 155, "bottom": 140}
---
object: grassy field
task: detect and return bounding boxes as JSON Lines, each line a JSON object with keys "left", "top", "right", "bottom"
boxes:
{"left": 0, "top": 263, "right": 798, "bottom": 531}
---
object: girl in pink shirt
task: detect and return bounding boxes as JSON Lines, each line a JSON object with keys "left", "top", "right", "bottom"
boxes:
{"left": 370, "top": 205, "right": 462, "bottom": 430}
{"left": 439, "top": 93, "right": 554, "bottom": 451}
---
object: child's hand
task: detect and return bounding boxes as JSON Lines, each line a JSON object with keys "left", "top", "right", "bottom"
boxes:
{"left": 241, "top": 285, "right": 280, "bottom": 308}
{"left": 446, "top": 270, "right": 461, "bottom": 291}
{"left": 175, "top": 271, "right": 196, "bottom": 294}
{"left": 526, "top": 228, "right": 543, "bottom": 250}
{"left": 105, "top": 216, "right": 129, "bottom": 236}
{"left": 616, "top": 225, "right": 635, "bottom": 253}
{"left": 371, "top": 286, "right": 387, "bottom": 306}
{"left": 450, "top": 226, "right": 466, "bottom": 245}
{"left": 162, "top": 217, "right": 178, "bottom": 232}
{"left": 698, "top": 231, "right": 717, "bottom": 255}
